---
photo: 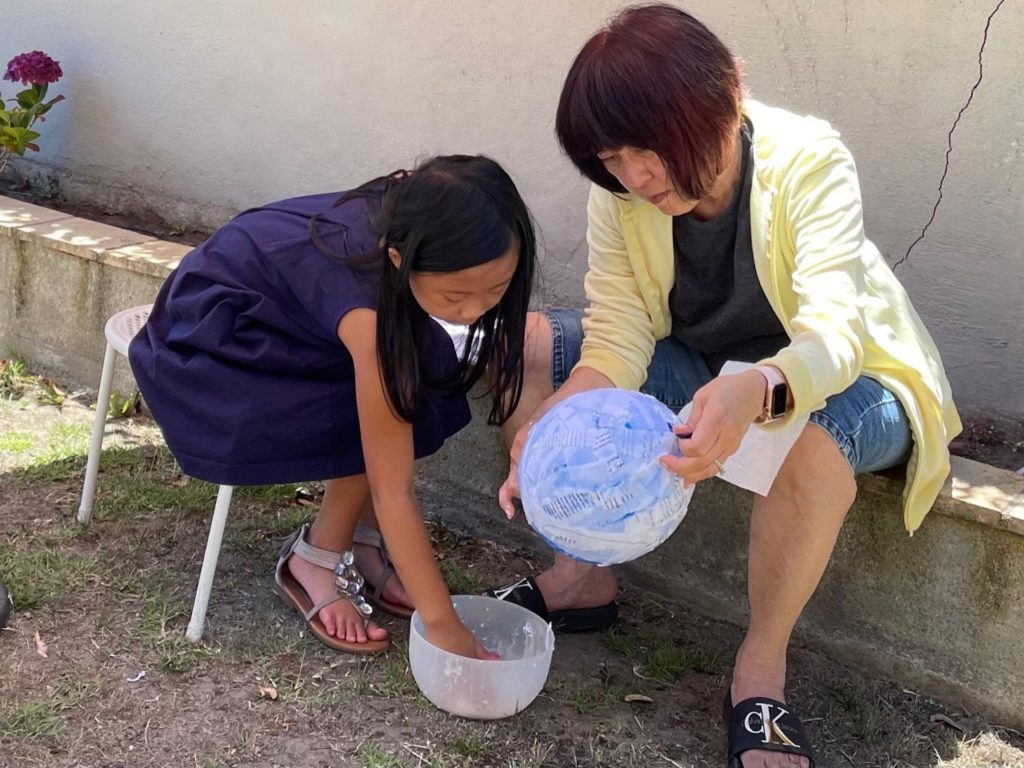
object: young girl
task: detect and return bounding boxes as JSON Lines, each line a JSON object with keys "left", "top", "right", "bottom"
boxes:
{"left": 129, "top": 155, "right": 536, "bottom": 658}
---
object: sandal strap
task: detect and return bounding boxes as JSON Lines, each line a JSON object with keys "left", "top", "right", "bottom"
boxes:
{"left": 289, "top": 524, "right": 346, "bottom": 570}
{"left": 353, "top": 523, "right": 383, "bottom": 549}
{"left": 354, "top": 523, "right": 397, "bottom": 601}
{"left": 279, "top": 524, "right": 375, "bottom": 620}
{"left": 354, "top": 524, "right": 395, "bottom": 568}
{"left": 303, "top": 593, "right": 349, "bottom": 622}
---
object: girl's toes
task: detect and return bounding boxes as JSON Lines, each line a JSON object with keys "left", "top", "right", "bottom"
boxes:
{"left": 344, "top": 623, "right": 358, "bottom": 643}
{"left": 321, "top": 613, "right": 336, "bottom": 637}
{"left": 367, "top": 622, "right": 389, "bottom": 642}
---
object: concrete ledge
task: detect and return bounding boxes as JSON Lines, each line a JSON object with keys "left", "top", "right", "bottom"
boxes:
{"left": 3, "top": 194, "right": 1022, "bottom": 728}
{"left": 0, "top": 196, "right": 189, "bottom": 392}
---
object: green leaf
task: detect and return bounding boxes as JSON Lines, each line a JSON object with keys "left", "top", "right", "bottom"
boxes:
{"left": 0, "top": 126, "right": 41, "bottom": 154}
{"left": 7, "top": 110, "right": 31, "bottom": 129}
{"left": 16, "top": 88, "right": 39, "bottom": 109}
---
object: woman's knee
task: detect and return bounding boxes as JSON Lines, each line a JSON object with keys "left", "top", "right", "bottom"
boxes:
{"left": 771, "top": 423, "right": 857, "bottom": 510}
{"left": 522, "top": 311, "right": 555, "bottom": 398}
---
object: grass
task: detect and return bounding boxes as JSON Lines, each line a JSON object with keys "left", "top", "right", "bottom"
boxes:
{"left": 0, "top": 673, "right": 100, "bottom": 740}
{"left": 645, "top": 642, "right": 721, "bottom": 684}
{"left": 449, "top": 735, "right": 487, "bottom": 760}
{"left": 565, "top": 666, "right": 624, "bottom": 715}
{"left": 358, "top": 743, "right": 404, "bottom": 768}
{"left": 0, "top": 541, "right": 96, "bottom": 610}
{"left": 602, "top": 626, "right": 722, "bottom": 686}
{"left": 264, "top": 505, "right": 317, "bottom": 537}
{"left": 96, "top": 474, "right": 218, "bottom": 518}
{"left": 132, "top": 586, "right": 216, "bottom": 673}
{"left": 507, "top": 741, "right": 555, "bottom": 768}
{"left": 0, "top": 358, "right": 31, "bottom": 399}
{"left": 236, "top": 483, "right": 300, "bottom": 503}
{"left": 601, "top": 626, "right": 640, "bottom": 657}
{"left": 0, "top": 700, "right": 64, "bottom": 739}
{"left": 439, "top": 556, "right": 484, "bottom": 595}
{"left": 371, "top": 653, "right": 420, "bottom": 699}
{"left": 4, "top": 420, "right": 92, "bottom": 484}
{"left": 37, "top": 421, "right": 90, "bottom": 462}
{"left": 0, "top": 429, "right": 33, "bottom": 453}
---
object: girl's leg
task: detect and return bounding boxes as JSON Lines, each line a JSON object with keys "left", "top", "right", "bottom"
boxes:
{"left": 352, "top": 499, "right": 414, "bottom": 609}
{"left": 287, "top": 474, "right": 388, "bottom": 644}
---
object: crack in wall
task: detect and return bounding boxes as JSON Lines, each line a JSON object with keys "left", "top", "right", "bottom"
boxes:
{"left": 893, "top": 0, "right": 1006, "bottom": 271}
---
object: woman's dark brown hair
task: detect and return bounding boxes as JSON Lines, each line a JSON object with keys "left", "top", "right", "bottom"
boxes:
{"left": 556, "top": 3, "right": 743, "bottom": 200}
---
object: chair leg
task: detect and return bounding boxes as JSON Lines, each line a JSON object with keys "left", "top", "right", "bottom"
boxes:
{"left": 78, "top": 341, "right": 118, "bottom": 524}
{"left": 186, "top": 484, "right": 234, "bottom": 643}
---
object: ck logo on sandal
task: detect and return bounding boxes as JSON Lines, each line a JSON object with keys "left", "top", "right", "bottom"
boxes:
{"left": 743, "top": 701, "right": 801, "bottom": 748}
{"left": 492, "top": 578, "right": 532, "bottom": 601}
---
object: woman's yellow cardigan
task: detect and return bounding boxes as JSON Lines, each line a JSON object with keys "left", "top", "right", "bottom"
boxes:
{"left": 575, "top": 99, "right": 962, "bottom": 533}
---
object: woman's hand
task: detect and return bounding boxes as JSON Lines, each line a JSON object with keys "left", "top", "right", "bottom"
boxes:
{"left": 660, "top": 370, "right": 766, "bottom": 486}
{"left": 425, "top": 616, "right": 500, "bottom": 660}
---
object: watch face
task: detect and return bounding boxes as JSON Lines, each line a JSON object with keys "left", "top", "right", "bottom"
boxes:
{"left": 769, "top": 384, "right": 789, "bottom": 419}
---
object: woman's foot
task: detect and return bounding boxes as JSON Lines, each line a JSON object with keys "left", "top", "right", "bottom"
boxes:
{"left": 286, "top": 552, "right": 388, "bottom": 644}
{"left": 729, "top": 648, "right": 810, "bottom": 768}
{"left": 534, "top": 553, "right": 618, "bottom": 612}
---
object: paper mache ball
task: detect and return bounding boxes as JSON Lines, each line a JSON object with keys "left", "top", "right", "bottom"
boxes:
{"left": 518, "top": 388, "right": 694, "bottom": 566}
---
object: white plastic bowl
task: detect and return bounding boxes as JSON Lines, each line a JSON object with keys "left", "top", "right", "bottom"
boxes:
{"left": 409, "top": 595, "right": 555, "bottom": 719}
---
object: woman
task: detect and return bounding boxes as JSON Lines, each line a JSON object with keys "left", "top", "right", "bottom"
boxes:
{"left": 491, "top": 6, "right": 960, "bottom": 767}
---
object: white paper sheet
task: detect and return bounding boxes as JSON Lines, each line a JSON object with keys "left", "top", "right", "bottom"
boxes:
{"left": 676, "top": 361, "right": 808, "bottom": 497}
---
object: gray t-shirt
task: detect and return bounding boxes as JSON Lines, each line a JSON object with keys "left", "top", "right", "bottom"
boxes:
{"left": 669, "top": 120, "right": 789, "bottom": 374}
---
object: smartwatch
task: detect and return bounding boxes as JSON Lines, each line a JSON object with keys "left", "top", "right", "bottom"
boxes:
{"left": 753, "top": 365, "right": 789, "bottom": 423}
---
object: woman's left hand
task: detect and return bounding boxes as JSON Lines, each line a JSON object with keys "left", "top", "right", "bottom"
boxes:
{"left": 660, "top": 370, "right": 766, "bottom": 486}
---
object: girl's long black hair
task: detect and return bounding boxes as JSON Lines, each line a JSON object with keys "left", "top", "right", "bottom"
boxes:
{"left": 311, "top": 155, "right": 536, "bottom": 426}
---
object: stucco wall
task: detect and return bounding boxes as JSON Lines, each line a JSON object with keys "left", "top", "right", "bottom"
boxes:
{"left": 3, "top": 0, "right": 1021, "bottom": 421}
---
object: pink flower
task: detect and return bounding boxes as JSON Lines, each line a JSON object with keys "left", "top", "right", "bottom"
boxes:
{"left": 4, "top": 51, "right": 63, "bottom": 86}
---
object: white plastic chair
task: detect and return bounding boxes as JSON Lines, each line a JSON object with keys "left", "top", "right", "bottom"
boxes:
{"left": 78, "top": 304, "right": 234, "bottom": 643}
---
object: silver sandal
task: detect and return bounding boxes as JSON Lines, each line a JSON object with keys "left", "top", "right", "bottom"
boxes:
{"left": 273, "top": 524, "right": 388, "bottom": 654}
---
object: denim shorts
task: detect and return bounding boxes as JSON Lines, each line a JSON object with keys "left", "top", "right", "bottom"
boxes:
{"left": 545, "top": 308, "right": 913, "bottom": 474}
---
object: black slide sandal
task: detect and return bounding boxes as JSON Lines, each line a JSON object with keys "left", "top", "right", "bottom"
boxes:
{"left": 0, "top": 580, "right": 11, "bottom": 630}
{"left": 486, "top": 576, "right": 618, "bottom": 633}
{"left": 725, "top": 694, "right": 816, "bottom": 767}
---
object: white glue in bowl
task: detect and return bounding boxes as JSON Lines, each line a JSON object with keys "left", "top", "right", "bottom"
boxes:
{"left": 409, "top": 595, "right": 554, "bottom": 719}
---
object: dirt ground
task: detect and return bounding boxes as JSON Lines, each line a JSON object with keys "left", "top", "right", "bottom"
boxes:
{"left": 2, "top": 367, "right": 1024, "bottom": 768}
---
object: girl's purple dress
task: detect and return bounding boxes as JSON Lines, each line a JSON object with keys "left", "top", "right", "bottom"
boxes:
{"left": 129, "top": 192, "right": 470, "bottom": 485}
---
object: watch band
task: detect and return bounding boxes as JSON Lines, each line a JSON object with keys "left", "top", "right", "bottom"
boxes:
{"left": 753, "top": 365, "right": 788, "bottom": 423}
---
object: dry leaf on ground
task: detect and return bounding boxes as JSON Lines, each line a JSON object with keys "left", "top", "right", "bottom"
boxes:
{"left": 33, "top": 630, "right": 48, "bottom": 658}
